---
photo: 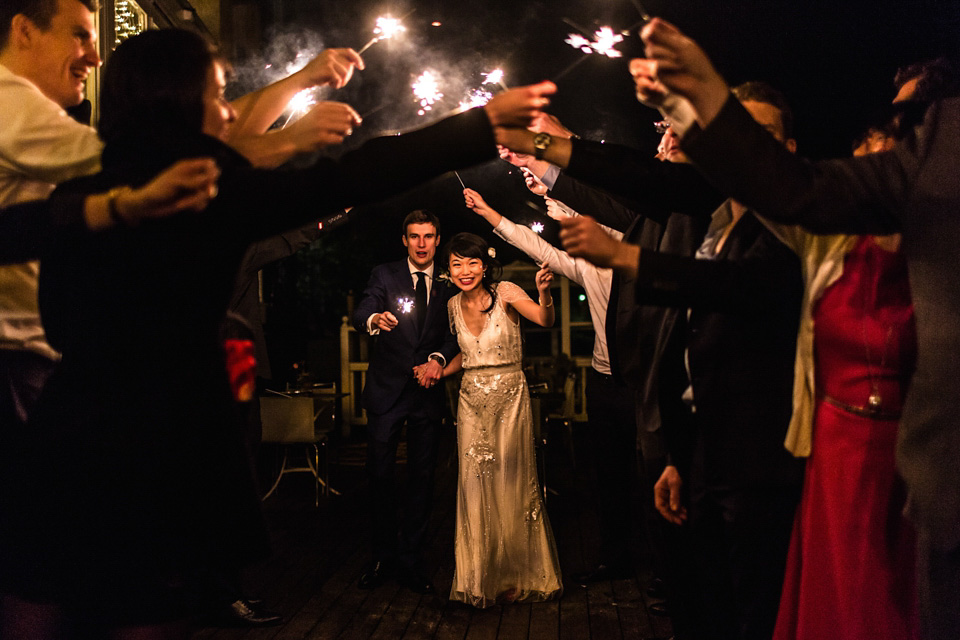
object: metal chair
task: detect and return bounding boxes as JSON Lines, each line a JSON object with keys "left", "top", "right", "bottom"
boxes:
{"left": 260, "top": 394, "right": 335, "bottom": 506}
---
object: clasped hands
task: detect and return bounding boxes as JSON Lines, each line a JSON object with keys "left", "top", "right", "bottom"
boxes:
{"left": 413, "top": 359, "right": 443, "bottom": 389}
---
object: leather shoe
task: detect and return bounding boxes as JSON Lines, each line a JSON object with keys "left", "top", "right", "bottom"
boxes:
{"left": 398, "top": 569, "right": 435, "bottom": 595}
{"left": 573, "top": 563, "right": 632, "bottom": 586}
{"left": 358, "top": 560, "right": 391, "bottom": 589}
{"left": 646, "top": 577, "right": 666, "bottom": 599}
{"left": 219, "top": 599, "right": 283, "bottom": 627}
{"left": 648, "top": 601, "right": 671, "bottom": 616}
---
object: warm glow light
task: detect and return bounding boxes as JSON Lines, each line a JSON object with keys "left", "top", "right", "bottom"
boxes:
{"left": 432, "top": 21, "right": 442, "bottom": 26}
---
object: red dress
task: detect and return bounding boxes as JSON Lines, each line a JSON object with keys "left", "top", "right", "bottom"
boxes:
{"left": 774, "top": 236, "right": 919, "bottom": 640}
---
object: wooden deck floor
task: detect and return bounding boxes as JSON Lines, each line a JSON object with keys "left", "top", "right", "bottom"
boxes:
{"left": 190, "top": 424, "right": 673, "bottom": 640}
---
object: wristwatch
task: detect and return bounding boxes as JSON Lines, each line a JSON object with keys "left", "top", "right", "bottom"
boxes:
{"left": 533, "top": 132, "right": 552, "bottom": 160}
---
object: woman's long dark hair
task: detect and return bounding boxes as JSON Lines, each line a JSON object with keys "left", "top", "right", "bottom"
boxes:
{"left": 442, "top": 232, "right": 502, "bottom": 313}
{"left": 98, "top": 28, "right": 215, "bottom": 144}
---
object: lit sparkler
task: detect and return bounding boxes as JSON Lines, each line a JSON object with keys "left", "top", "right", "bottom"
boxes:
{"left": 564, "top": 26, "right": 624, "bottom": 58}
{"left": 282, "top": 87, "right": 319, "bottom": 129}
{"left": 531, "top": 221, "right": 545, "bottom": 234}
{"left": 357, "top": 14, "right": 408, "bottom": 55}
{"left": 555, "top": 26, "right": 625, "bottom": 81}
{"left": 458, "top": 87, "right": 493, "bottom": 110}
{"left": 481, "top": 68, "right": 509, "bottom": 91}
{"left": 412, "top": 70, "right": 443, "bottom": 116}
{"left": 397, "top": 297, "right": 415, "bottom": 314}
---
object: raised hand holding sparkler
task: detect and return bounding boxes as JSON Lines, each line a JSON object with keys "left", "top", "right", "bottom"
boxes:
{"left": 283, "top": 101, "right": 362, "bottom": 149}
{"left": 374, "top": 310, "right": 400, "bottom": 332}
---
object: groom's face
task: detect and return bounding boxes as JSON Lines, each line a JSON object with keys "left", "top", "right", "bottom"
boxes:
{"left": 403, "top": 222, "right": 439, "bottom": 270}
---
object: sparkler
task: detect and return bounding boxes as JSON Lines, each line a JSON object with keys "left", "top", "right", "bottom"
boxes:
{"left": 555, "top": 26, "right": 625, "bottom": 81}
{"left": 629, "top": 0, "right": 652, "bottom": 22}
{"left": 397, "top": 297, "right": 415, "bottom": 314}
{"left": 412, "top": 70, "right": 443, "bottom": 116}
{"left": 458, "top": 87, "right": 493, "bottom": 110}
{"left": 454, "top": 171, "right": 466, "bottom": 189}
{"left": 357, "top": 13, "right": 409, "bottom": 55}
{"left": 282, "top": 87, "right": 319, "bottom": 129}
{"left": 481, "top": 68, "right": 509, "bottom": 91}
{"left": 531, "top": 221, "right": 545, "bottom": 234}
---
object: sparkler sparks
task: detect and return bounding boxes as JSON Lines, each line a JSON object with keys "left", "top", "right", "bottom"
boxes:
{"left": 397, "top": 297, "right": 415, "bottom": 314}
{"left": 458, "top": 87, "right": 493, "bottom": 110}
{"left": 481, "top": 68, "right": 508, "bottom": 90}
{"left": 564, "top": 27, "right": 624, "bottom": 58}
{"left": 531, "top": 221, "right": 545, "bottom": 234}
{"left": 412, "top": 70, "right": 443, "bottom": 116}
{"left": 357, "top": 14, "right": 408, "bottom": 55}
{"left": 282, "top": 87, "right": 319, "bottom": 129}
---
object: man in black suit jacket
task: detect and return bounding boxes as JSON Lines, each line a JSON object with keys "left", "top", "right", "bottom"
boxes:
{"left": 352, "top": 210, "right": 459, "bottom": 594}
{"left": 637, "top": 19, "right": 960, "bottom": 638}
{"left": 557, "top": 85, "right": 806, "bottom": 640}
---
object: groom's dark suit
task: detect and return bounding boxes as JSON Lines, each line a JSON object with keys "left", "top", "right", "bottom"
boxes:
{"left": 353, "top": 259, "right": 459, "bottom": 576}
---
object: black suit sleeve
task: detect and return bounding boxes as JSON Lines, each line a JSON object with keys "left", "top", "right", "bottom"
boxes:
{"left": 563, "top": 138, "right": 724, "bottom": 221}
{"left": 352, "top": 264, "right": 391, "bottom": 333}
{"left": 634, "top": 216, "right": 803, "bottom": 315}
{"left": 682, "top": 95, "right": 908, "bottom": 234}
{"left": 548, "top": 173, "right": 642, "bottom": 233}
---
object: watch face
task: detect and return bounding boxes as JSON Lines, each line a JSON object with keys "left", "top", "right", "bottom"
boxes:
{"left": 533, "top": 133, "right": 551, "bottom": 148}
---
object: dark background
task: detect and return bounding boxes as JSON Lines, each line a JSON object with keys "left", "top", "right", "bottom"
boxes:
{"left": 233, "top": 0, "right": 960, "bottom": 382}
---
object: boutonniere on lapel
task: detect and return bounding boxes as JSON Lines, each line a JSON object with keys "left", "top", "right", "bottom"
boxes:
{"left": 434, "top": 272, "right": 453, "bottom": 288}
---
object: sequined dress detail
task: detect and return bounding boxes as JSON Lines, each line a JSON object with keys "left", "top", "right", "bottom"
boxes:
{"left": 448, "top": 281, "right": 562, "bottom": 607}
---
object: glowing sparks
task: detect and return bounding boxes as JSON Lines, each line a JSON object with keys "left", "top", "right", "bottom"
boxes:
{"left": 564, "top": 26, "right": 624, "bottom": 58}
{"left": 412, "top": 70, "right": 443, "bottom": 116}
{"left": 564, "top": 34, "right": 593, "bottom": 54}
{"left": 482, "top": 68, "right": 504, "bottom": 86}
{"left": 459, "top": 87, "right": 493, "bottom": 109}
{"left": 357, "top": 14, "right": 408, "bottom": 55}
{"left": 531, "top": 221, "right": 545, "bottom": 234}
{"left": 397, "top": 297, "right": 415, "bottom": 314}
{"left": 282, "top": 87, "right": 319, "bottom": 129}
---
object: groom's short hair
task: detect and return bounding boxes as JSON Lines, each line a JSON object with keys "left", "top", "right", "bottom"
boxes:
{"left": 403, "top": 209, "right": 440, "bottom": 235}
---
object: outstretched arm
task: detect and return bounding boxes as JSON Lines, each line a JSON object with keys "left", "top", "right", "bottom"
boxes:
{"left": 228, "top": 48, "right": 365, "bottom": 138}
{"left": 505, "top": 266, "right": 555, "bottom": 327}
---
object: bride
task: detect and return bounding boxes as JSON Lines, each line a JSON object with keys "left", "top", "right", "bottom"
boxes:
{"left": 435, "top": 232, "right": 562, "bottom": 607}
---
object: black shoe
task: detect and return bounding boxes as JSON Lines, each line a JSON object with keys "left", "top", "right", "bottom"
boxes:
{"left": 398, "top": 569, "right": 435, "bottom": 595}
{"left": 573, "top": 564, "right": 632, "bottom": 586}
{"left": 358, "top": 560, "right": 392, "bottom": 589}
{"left": 218, "top": 599, "right": 283, "bottom": 627}
{"left": 646, "top": 577, "right": 666, "bottom": 599}
{"left": 648, "top": 601, "right": 671, "bottom": 616}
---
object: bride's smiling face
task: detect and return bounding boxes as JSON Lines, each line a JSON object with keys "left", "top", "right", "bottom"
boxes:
{"left": 449, "top": 253, "right": 485, "bottom": 292}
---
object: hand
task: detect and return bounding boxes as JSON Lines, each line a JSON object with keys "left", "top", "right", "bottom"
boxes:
{"left": 629, "top": 58, "right": 670, "bottom": 108}
{"left": 463, "top": 187, "right": 493, "bottom": 215}
{"left": 413, "top": 359, "right": 444, "bottom": 388}
{"left": 640, "top": 18, "right": 729, "bottom": 126}
{"left": 530, "top": 112, "right": 575, "bottom": 138}
{"left": 535, "top": 263, "right": 554, "bottom": 297}
{"left": 297, "top": 48, "right": 364, "bottom": 90}
{"left": 287, "top": 101, "right": 362, "bottom": 151}
{"left": 122, "top": 158, "right": 220, "bottom": 220}
{"left": 484, "top": 81, "right": 557, "bottom": 128}
{"left": 560, "top": 216, "right": 638, "bottom": 273}
{"left": 521, "top": 168, "right": 548, "bottom": 196}
{"left": 654, "top": 465, "right": 687, "bottom": 525}
{"left": 374, "top": 311, "right": 399, "bottom": 332}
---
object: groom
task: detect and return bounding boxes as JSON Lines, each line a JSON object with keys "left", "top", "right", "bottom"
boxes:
{"left": 353, "top": 210, "right": 459, "bottom": 594}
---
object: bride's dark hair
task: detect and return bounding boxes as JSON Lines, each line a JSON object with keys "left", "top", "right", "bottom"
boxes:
{"left": 442, "top": 232, "right": 501, "bottom": 313}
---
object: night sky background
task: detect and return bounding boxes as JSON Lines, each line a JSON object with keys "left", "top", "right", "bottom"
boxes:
{"left": 233, "top": 0, "right": 960, "bottom": 380}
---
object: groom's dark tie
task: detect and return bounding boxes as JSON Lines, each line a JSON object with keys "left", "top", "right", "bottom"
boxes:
{"left": 415, "top": 271, "right": 427, "bottom": 333}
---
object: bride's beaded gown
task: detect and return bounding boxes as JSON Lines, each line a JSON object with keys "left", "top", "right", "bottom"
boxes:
{"left": 447, "top": 281, "right": 562, "bottom": 607}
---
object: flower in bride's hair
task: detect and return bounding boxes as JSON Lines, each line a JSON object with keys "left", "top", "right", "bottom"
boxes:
{"left": 488, "top": 247, "right": 496, "bottom": 259}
